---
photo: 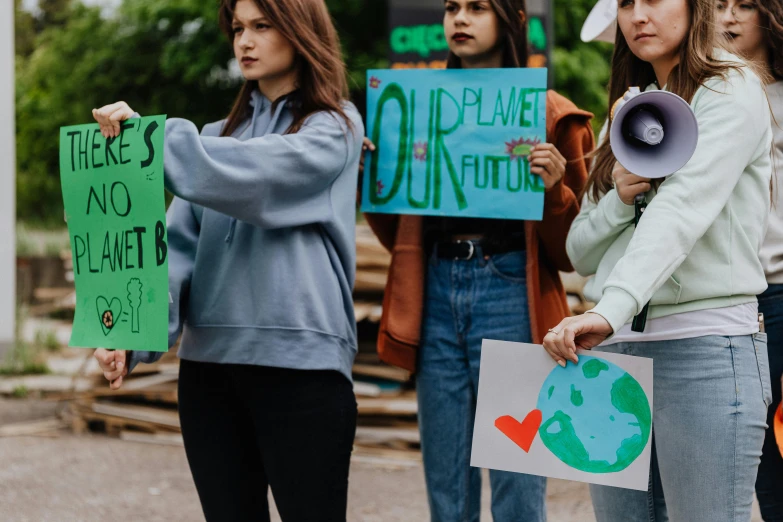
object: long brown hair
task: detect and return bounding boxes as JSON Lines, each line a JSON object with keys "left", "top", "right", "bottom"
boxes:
{"left": 218, "top": 0, "right": 351, "bottom": 137}
{"left": 585, "top": 0, "right": 744, "bottom": 201}
{"left": 445, "top": 0, "right": 530, "bottom": 69}
{"left": 757, "top": 0, "right": 783, "bottom": 80}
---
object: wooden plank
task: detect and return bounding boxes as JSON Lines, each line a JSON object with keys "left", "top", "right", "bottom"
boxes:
{"left": 86, "top": 382, "right": 178, "bottom": 404}
{"left": 352, "top": 363, "right": 411, "bottom": 383}
{"left": 120, "top": 431, "right": 184, "bottom": 447}
{"left": 353, "top": 381, "right": 382, "bottom": 398}
{"left": 0, "top": 375, "right": 92, "bottom": 395}
{"left": 353, "top": 444, "right": 421, "bottom": 461}
{"left": 354, "top": 271, "right": 388, "bottom": 293}
{"left": 357, "top": 395, "right": 417, "bottom": 416}
{"left": 90, "top": 401, "right": 180, "bottom": 428}
{"left": 355, "top": 426, "right": 420, "bottom": 444}
{"left": 0, "top": 418, "right": 66, "bottom": 437}
{"left": 121, "top": 373, "right": 179, "bottom": 391}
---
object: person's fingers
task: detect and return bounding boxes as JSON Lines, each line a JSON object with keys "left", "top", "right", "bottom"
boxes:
{"left": 108, "top": 107, "right": 133, "bottom": 138}
{"left": 362, "top": 137, "right": 376, "bottom": 151}
{"left": 103, "top": 367, "right": 124, "bottom": 382}
{"left": 542, "top": 334, "right": 567, "bottom": 368}
{"left": 95, "top": 101, "right": 129, "bottom": 119}
{"left": 530, "top": 166, "right": 555, "bottom": 187}
{"left": 562, "top": 325, "right": 579, "bottom": 364}
{"left": 94, "top": 102, "right": 129, "bottom": 138}
{"left": 550, "top": 145, "right": 567, "bottom": 165}
{"left": 94, "top": 348, "right": 117, "bottom": 372}
{"left": 550, "top": 331, "right": 572, "bottom": 366}
{"left": 110, "top": 374, "right": 124, "bottom": 390}
{"left": 114, "top": 350, "right": 127, "bottom": 374}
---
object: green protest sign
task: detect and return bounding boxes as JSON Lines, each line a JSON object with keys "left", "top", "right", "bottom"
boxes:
{"left": 59, "top": 116, "right": 168, "bottom": 352}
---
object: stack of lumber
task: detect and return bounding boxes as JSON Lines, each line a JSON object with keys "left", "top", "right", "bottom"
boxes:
{"left": 354, "top": 224, "right": 390, "bottom": 297}
{"left": 68, "top": 351, "right": 421, "bottom": 466}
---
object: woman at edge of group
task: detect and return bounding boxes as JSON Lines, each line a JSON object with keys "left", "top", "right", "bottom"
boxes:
{"left": 363, "top": 0, "right": 595, "bottom": 520}
{"left": 545, "top": 0, "right": 773, "bottom": 520}
{"left": 717, "top": 0, "right": 783, "bottom": 519}
{"left": 91, "top": 0, "right": 364, "bottom": 520}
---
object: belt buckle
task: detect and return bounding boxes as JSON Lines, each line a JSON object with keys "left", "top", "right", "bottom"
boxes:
{"left": 455, "top": 240, "right": 475, "bottom": 260}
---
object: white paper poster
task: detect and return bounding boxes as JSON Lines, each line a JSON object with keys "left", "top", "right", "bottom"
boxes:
{"left": 470, "top": 340, "right": 654, "bottom": 491}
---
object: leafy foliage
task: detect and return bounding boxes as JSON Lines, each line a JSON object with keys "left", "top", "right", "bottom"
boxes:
{"left": 15, "top": 0, "right": 610, "bottom": 223}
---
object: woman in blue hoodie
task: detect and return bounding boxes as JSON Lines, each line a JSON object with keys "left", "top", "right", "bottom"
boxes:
{"left": 92, "top": 0, "right": 363, "bottom": 520}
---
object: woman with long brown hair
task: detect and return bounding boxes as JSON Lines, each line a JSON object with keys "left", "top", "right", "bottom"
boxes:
{"left": 91, "top": 0, "right": 363, "bottom": 520}
{"left": 545, "top": 0, "right": 773, "bottom": 520}
{"left": 718, "top": 1, "right": 783, "bottom": 519}
{"left": 363, "top": 0, "right": 595, "bottom": 519}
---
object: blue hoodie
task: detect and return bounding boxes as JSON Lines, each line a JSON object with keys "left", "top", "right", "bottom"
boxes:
{"left": 127, "top": 90, "right": 364, "bottom": 380}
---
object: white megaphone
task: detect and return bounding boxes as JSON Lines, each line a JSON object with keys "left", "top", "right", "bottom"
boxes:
{"left": 581, "top": 0, "right": 617, "bottom": 43}
{"left": 609, "top": 87, "right": 699, "bottom": 179}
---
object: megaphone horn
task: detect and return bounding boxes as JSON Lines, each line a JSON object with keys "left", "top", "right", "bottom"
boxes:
{"left": 609, "top": 87, "right": 699, "bottom": 179}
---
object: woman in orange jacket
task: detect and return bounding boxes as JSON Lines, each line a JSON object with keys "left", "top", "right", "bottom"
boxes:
{"left": 364, "top": 0, "right": 594, "bottom": 519}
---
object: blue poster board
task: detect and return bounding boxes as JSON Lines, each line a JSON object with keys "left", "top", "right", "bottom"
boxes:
{"left": 361, "top": 68, "right": 548, "bottom": 220}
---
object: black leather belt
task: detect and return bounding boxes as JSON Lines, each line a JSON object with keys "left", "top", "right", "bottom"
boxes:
{"left": 435, "top": 239, "right": 524, "bottom": 260}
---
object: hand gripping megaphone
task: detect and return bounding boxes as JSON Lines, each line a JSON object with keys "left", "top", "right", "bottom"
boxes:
{"left": 609, "top": 87, "right": 699, "bottom": 332}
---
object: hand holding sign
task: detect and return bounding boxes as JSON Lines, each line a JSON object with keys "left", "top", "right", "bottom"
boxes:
{"left": 92, "top": 101, "right": 136, "bottom": 138}
{"left": 542, "top": 314, "right": 614, "bottom": 367}
{"left": 59, "top": 114, "right": 168, "bottom": 352}
{"left": 528, "top": 143, "right": 566, "bottom": 191}
{"left": 94, "top": 348, "right": 128, "bottom": 390}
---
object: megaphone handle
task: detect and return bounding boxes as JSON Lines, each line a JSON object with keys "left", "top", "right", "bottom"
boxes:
{"left": 632, "top": 193, "right": 651, "bottom": 333}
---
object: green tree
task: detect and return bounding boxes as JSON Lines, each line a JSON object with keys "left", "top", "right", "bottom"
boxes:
{"left": 15, "top": 0, "right": 388, "bottom": 224}
{"left": 552, "top": 0, "right": 614, "bottom": 132}
{"left": 14, "top": 0, "right": 37, "bottom": 58}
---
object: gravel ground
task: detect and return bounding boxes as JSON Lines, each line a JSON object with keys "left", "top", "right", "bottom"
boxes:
{"left": 0, "top": 398, "right": 761, "bottom": 522}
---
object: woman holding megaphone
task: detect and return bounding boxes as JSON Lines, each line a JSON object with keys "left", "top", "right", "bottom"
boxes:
{"left": 718, "top": 0, "right": 783, "bottom": 519}
{"left": 545, "top": 0, "right": 773, "bottom": 520}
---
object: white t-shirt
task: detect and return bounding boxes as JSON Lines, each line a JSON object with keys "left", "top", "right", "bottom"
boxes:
{"left": 600, "top": 303, "right": 759, "bottom": 346}
{"left": 759, "top": 80, "right": 783, "bottom": 282}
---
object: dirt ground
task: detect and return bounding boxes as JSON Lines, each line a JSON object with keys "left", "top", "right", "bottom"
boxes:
{"left": 0, "top": 398, "right": 762, "bottom": 522}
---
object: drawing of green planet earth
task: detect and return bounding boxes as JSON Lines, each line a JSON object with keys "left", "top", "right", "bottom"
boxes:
{"left": 536, "top": 356, "right": 651, "bottom": 473}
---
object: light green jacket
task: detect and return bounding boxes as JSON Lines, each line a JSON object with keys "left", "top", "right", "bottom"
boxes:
{"left": 567, "top": 62, "right": 773, "bottom": 334}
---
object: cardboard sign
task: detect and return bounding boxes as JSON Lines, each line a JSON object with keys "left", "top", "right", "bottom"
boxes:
{"left": 471, "top": 340, "right": 654, "bottom": 491}
{"left": 361, "top": 68, "right": 548, "bottom": 220}
{"left": 59, "top": 116, "right": 168, "bottom": 352}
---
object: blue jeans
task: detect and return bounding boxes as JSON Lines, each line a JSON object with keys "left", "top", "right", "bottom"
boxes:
{"left": 416, "top": 247, "right": 546, "bottom": 522}
{"left": 590, "top": 334, "right": 772, "bottom": 522}
{"left": 757, "top": 285, "right": 783, "bottom": 521}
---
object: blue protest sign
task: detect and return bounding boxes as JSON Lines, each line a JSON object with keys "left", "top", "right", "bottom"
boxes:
{"left": 361, "top": 68, "right": 548, "bottom": 220}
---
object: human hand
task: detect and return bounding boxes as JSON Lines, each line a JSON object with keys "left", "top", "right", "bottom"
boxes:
{"left": 94, "top": 348, "right": 128, "bottom": 390}
{"left": 542, "top": 313, "right": 613, "bottom": 367}
{"left": 613, "top": 161, "right": 651, "bottom": 205}
{"left": 359, "top": 137, "right": 376, "bottom": 176}
{"left": 529, "top": 143, "right": 566, "bottom": 191}
{"left": 92, "top": 101, "right": 135, "bottom": 139}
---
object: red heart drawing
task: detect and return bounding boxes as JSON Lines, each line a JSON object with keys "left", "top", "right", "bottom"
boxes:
{"left": 495, "top": 410, "right": 543, "bottom": 453}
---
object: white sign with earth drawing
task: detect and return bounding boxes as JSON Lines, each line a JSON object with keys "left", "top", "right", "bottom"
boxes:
{"left": 470, "top": 340, "right": 654, "bottom": 491}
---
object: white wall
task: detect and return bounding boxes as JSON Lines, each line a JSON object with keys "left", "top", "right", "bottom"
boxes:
{"left": 0, "top": 1, "right": 17, "bottom": 356}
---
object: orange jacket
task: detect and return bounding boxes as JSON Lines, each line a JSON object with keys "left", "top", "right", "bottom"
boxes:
{"left": 365, "top": 90, "right": 594, "bottom": 372}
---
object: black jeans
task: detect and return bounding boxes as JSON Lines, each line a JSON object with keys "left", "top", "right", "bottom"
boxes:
{"left": 177, "top": 359, "right": 357, "bottom": 522}
{"left": 757, "top": 285, "right": 783, "bottom": 521}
